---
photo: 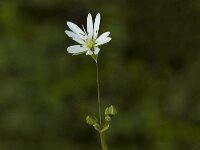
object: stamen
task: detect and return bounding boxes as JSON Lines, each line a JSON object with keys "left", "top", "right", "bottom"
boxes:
{"left": 82, "top": 25, "right": 87, "bottom": 35}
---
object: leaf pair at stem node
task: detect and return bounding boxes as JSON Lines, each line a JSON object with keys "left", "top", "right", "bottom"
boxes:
{"left": 86, "top": 105, "right": 117, "bottom": 133}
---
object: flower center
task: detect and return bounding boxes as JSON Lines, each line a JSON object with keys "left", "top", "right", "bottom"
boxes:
{"left": 87, "top": 40, "right": 95, "bottom": 49}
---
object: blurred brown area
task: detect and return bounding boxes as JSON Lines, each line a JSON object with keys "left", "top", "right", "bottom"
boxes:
{"left": 0, "top": 0, "right": 200, "bottom": 150}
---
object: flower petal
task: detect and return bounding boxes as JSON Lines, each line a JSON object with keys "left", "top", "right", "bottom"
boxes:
{"left": 95, "top": 32, "right": 111, "bottom": 46}
{"left": 94, "top": 47, "right": 100, "bottom": 54}
{"left": 65, "top": 30, "right": 85, "bottom": 44}
{"left": 67, "top": 45, "right": 88, "bottom": 54}
{"left": 87, "top": 13, "right": 93, "bottom": 39}
{"left": 96, "top": 37, "right": 111, "bottom": 46}
{"left": 67, "top": 22, "right": 85, "bottom": 39}
{"left": 86, "top": 49, "right": 93, "bottom": 55}
{"left": 93, "top": 13, "right": 100, "bottom": 39}
{"left": 96, "top": 32, "right": 110, "bottom": 42}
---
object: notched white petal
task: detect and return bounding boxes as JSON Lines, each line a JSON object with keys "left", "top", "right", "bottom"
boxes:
{"left": 67, "top": 22, "right": 85, "bottom": 39}
{"left": 87, "top": 13, "right": 93, "bottom": 39}
{"left": 86, "top": 49, "right": 93, "bottom": 55}
{"left": 94, "top": 47, "right": 100, "bottom": 54}
{"left": 67, "top": 45, "right": 88, "bottom": 54}
{"left": 96, "top": 37, "right": 111, "bottom": 46}
{"left": 93, "top": 13, "right": 100, "bottom": 39}
{"left": 65, "top": 30, "right": 85, "bottom": 44}
{"left": 95, "top": 32, "right": 110, "bottom": 46}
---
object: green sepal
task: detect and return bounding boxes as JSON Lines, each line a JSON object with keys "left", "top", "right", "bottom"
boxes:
{"left": 91, "top": 54, "right": 98, "bottom": 62}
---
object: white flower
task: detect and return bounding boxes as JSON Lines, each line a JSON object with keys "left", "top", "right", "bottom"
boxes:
{"left": 65, "top": 13, "right": 111, "bottom": 56}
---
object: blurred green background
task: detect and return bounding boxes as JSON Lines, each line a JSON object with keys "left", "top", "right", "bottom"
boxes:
{"left": 0, "top": 0, "right": 200, "bottom": 150}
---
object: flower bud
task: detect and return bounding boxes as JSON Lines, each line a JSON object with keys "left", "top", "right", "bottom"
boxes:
{"left": 105, "top": 115, "right": 111, "bottom": 122}
{"left": 86, "top": 115, "right": 98, "bottom": 126}
{"left": 105, "top": 105, "right": 117, "bottom": 117}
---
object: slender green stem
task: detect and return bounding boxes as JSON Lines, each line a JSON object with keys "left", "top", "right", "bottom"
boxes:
{"left": 95, "top": 60, "right": 108, "bottom": 150}
{"left": 96, "top": 60, "right": 102, "bottom": 125}
{"left": 100, "top": 132, "right": 108, "bottom": 150}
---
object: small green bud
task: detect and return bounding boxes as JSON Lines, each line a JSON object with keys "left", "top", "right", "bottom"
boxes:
{"left": 105, "top": 115, "right": 111, "bottom": 122}
{"left": 105, "top": 105, "right": 117, "bottom": 117}
{"left": 86, "top": 115, "right": 98, "bottom": 126}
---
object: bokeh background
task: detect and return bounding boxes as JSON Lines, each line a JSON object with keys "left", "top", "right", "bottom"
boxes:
{"left": 0, "top": 0, "right": 200, "bottom": 150}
